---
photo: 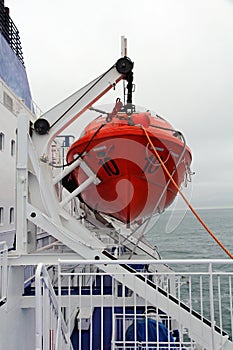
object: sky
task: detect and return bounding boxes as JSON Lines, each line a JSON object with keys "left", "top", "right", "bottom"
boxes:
{"left": 5, "top": 0, "right": 233, "bottom": 209}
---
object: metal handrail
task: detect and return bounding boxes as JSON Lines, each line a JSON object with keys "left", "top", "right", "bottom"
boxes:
{"left": 35, "top": 263, "right": 73, "bottom": 350}
{"left": 58, "top": 259, "right": 233, "bottom": 349}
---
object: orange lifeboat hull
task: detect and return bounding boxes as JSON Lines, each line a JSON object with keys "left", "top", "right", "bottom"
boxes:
{"left": 66, "top": 113, "right": 192, "bottom": 223}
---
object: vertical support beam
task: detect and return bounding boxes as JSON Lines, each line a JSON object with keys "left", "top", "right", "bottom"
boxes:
{"left": 35, "top": 263, "right": 43, "bottom": 350}
{"left": 16, "top": 113, "right": 29, "bottom": 254}
{"left": 16, "top": 113, "right": 37, "bottom": 253}
{"left": 0, "top": 241, "right": 8, "bottom": 303}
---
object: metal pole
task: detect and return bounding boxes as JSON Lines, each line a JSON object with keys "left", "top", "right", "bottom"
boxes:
{"left": 209, "top": 262, "right": 216, "bottom": 350}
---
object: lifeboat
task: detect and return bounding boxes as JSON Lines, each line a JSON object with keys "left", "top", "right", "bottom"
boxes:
{"left": 65, "top": 105, "right": 192, "bottom": 223}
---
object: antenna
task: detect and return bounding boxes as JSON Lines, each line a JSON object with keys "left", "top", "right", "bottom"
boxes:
{"left": 121, "top": 35, "right": 127, "bottom": 57}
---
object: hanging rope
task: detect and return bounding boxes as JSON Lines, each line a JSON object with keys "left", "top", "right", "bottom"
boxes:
{"left": 141, "top": 125, "right": 233, "bottom": 259}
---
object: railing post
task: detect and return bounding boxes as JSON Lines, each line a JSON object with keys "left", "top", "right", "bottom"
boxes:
{"left": 208, "top": 262, "right": 216, "bottom": 350}
{"left": 35, "top": 263, "right": 43, "bottom": 350}
{"left": 56, "top": 262, "right": 62, "bottom": 350}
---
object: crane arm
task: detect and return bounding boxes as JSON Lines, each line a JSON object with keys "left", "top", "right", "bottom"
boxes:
{"left": 33, "top": 57, "right": 134, "bottom": 155}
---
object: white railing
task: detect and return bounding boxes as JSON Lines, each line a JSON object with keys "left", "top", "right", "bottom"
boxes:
{"left": 55, "top": 259, "right": 233, "bottom": 350}
{"left": 35, "top": 263, "right": 74, "bottom": 350}
{"left": 0, "top": 241, "right": 8, "bottom": 305}
{"left": 60, "top": 260, "right": 233, "bottom": 350}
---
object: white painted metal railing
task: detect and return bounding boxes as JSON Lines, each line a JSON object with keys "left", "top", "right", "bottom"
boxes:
{"left": 35, "top": 259, "right": 233, "bottom": 349}
{"left": 0, "top": 241, "right": 8, "bottom": 305}
{"left": 35, "top": 263, "right": 74, "bottom": 350}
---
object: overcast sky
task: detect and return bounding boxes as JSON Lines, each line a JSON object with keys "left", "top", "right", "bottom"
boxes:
{"left": 6, "top": 0, "right": 233, "bottom": 209}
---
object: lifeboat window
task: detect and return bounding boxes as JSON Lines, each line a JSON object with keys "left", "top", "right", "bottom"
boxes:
{"left": 11, "top": 140, "right": 15, "bottom": 156}
{"left": 0, "top": 132, "right": 5, "bottom": 151}
{"left": 9, "top": 207, "right": 14, "bottom": 224}
{"left": 0, "top": 207, "right": 4, "bottom": 225}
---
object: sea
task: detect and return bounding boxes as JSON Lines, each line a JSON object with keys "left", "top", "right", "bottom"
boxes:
{"left": 146, "top": 207, "right": 233, "bottom": 260}
{"left": 146, "top": 207, "right": 233, "bottom": 338}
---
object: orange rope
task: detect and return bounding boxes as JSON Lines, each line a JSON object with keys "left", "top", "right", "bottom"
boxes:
{"left": 142, "top": 126, "right": 233, "bottom": 259}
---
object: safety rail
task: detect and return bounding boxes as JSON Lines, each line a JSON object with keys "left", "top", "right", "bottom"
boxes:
{"left": 35, "top": 263, "right": 74, "bottom": 350}
{"left": 0, "top": 241, "right": 7, "bottom": 305}
{"left": 59, "top": 260, "right": 233, "bottom": 350}
{"left": 0, "top": 2, "right": 24, "bottom": 65}
{"left": 54, "top": 259, "right": 233, "bottom": 350}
